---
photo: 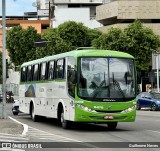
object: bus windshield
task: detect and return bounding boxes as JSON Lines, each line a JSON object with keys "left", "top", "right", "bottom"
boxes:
{"left": 78, "top": 57, "right": 136, "bottom": 101}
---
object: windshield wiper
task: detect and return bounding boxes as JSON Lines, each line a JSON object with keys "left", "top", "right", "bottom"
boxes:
{"left": 92, "top": 80, "right": 107, "bottom": 98}
{"left": 113, "top": 79, "right": 126, "bottom": 99}
{"left": 91, "top": 73, "right": 109, "bottom": 98}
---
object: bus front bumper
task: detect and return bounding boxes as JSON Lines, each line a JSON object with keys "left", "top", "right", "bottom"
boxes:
{"left": 74, "top": 107, "right": 136, "bottom": 123}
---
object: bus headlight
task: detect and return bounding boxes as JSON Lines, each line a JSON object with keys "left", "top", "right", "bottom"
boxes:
{"left": 76, "top": 104, "right": 97, "bottom": 113}
{"left": 121, "top": 105, "right": 136, "bottom": 113}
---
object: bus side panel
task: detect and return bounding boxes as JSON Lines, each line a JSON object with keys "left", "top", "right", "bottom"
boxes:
{"left": 19, "top": 82, "right": 75, "bottom": 121}
{"left": 19, "top": 84, "right": 30, "bottom": 114}
{"left": 35, "top": 81, "right": 72, "bottom": 120}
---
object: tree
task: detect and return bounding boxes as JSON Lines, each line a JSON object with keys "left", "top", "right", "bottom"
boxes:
{"left": 92, "top": 27, "right": 124, "bottom": 51}
{"left": 123, "top": 20, "right": 160, "bottom": 70}
{"left": 85, "top": 29, "right": 102, "bottom": 47}
{"left": 57, "top": 21, "right": 88, "bottom": 48}
{"left": 92, "top": 20, "right": 160, "bottom": 71}
{"left": 38, "top": 27, "right": 72, "bottom": 57}
{"left": 6, "top": 26, "right": 40, "bottom": 66}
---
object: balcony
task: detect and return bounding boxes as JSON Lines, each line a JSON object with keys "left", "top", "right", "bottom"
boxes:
{"left": 96, "top": 0, "right": 160, "bottom": 25}
{"left": 54, "top": 0, "right": 103, "bottom": 4}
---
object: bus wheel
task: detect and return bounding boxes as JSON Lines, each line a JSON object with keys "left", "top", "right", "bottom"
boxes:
{"left": 31, "top": 104, "right": 39, "bottom": 122}
{"left": 60, "top": 109, "right": 70, "bottom": 129}
{"left": 107, "top": 122, "right": 117, "bottom": 130}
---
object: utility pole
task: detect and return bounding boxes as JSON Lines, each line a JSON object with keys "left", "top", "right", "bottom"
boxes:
{"left": 156, "top": 53, "right": 160, "bottom": 92}
{"left": 2, "top": 0, "right": 7, "bottom": 119}
{"left": 49, "top": 1, "right": 51, "bottom": 20}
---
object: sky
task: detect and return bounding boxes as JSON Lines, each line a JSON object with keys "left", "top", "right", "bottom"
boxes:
{"left": 0, "top": 0, "right": 36, "bottom": 16}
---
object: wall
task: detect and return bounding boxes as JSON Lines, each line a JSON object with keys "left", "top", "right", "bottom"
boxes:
{"left": 6, "top": 69, "right": 20, "bottom": 85}
{"left": 98, "top": 23, "right": 160, "bottom": 35}
{"left": 53, "top": 7, "right": 102, "bottom": 29}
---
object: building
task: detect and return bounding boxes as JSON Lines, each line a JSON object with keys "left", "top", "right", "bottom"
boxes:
{"left": 96, "top": 0, "right": 160, "bottom": 35}
{"left": 0, "top": 17, "right": 50, "bottom": 94}
{"left": 38, "top": 0, "right": 103, "bottom": 29}
{"left": 96, "top": 0, "right": 160, "bottom": 92}
{"left": 0, "top": 19, "right": 50, "bottom": 52}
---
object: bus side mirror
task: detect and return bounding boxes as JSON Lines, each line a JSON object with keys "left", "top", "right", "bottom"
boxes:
{"left": 137, "top": 71, "right": 141, "bottom": 84}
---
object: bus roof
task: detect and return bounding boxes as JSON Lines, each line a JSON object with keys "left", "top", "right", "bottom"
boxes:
{"left": 21, "top": 48, "right": 134, "bottom": 67}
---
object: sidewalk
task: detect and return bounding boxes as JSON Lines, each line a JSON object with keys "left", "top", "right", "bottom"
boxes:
{"left": 0, "top": 117, "right": 24, "bottom": 135}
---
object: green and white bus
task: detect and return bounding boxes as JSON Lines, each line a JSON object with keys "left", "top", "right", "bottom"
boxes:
{"left": 19, "top": 48, "right": 137, "bottom": 129}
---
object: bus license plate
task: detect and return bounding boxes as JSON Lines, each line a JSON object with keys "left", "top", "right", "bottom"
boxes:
{"left": 104, "top": 115, "right": 114, "bottom": 120}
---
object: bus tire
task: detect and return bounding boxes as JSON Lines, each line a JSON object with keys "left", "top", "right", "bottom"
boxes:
{"left": 107, "top": 122, "right": 117, "bottom": 130}
{"left": 31, "top": 104, "right": 39, "bottom": 122}
{"left": 60, "top": 108, "right": 70, "bottom": 129}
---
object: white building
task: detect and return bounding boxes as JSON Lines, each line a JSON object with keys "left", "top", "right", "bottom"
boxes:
{"left": 38, "top": 0, "right": 103, "bottom": 29}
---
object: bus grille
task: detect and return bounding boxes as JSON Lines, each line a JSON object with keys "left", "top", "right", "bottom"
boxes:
{"left": 95, "top": 110, "right": 123, "bottom": 113}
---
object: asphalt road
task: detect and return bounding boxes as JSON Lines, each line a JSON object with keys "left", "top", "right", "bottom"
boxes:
{"left": 2, "top": 103, "right": 160, "bottom": 151}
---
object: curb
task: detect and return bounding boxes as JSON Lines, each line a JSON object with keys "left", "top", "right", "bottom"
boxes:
{"left": 8, "top": 116, "right": 28, "bottom": 136}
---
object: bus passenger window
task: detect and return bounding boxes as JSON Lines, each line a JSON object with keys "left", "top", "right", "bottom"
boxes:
{"left": 56, "top": 59, "right": 65, "bottom": 79}
{"left": 33, "top": 64, "right": 39, "bottom": 81}
{"left": 27, "top": 66, "right": 32, "bottom": 82}
{"left": 48, "top": 61, "right": 54, "bottom": 80}
{"left": 40, "top": 62, "right": 46, "bottom": 80}
{"left": 21, "top": 67, "right": 26, "bottom": 82}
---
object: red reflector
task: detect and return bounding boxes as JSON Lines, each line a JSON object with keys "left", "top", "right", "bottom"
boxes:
{"left": 104, "top": 115, "right": 114, "bottom": 120}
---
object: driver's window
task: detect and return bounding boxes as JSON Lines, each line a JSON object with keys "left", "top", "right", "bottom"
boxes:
{"left": 67, "top": 57, "right": 76, "bottom": 98}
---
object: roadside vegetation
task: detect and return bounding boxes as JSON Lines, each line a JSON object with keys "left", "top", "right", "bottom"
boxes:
{"left": 5, "top": 20, "right": 160, "bottom": 73}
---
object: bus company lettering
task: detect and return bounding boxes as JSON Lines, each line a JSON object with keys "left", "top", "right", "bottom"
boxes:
{"left": 75, "top": 100, "right": 84, "bottom": 103}
{"left": 103, "top": 99, "right": 116, "bottom": 102}
{"left": 94, "top": 106, "right": 104, "bottom": 109}
{"left": 59, "top": 85, "right": 65, "bottom": 89}
{"left": 39, "top": 88, "right": 44, "bottom": 92}
{"left": 47, "top": 88, "right": 53, "bottom": 92}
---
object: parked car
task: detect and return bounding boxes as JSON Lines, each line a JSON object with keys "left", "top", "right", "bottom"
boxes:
{"left": 136, "top": 92, "right": 160, "bottom": 111}
{"left": 12, "top": 100, "right": 20, "bottom": 115}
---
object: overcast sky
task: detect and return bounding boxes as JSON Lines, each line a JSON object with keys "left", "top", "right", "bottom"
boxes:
{"left": 0, "top": 0, "right": 36, "bottom": 16}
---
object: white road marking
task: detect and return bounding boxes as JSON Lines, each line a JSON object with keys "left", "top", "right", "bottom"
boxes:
{"left": 0, "top": 133, "right": 28, "bottom": 142}
{"left": 8, "top": 117, "right": 81, "bottom": 142}
{"left": 146, "top": 130, "right": 160, "bottom": 134}
{"left": 8, "top": 116, "right": 28, "bottom": 136}
{"left": 28, "top": 126, "right": 82, "bottom": 142}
